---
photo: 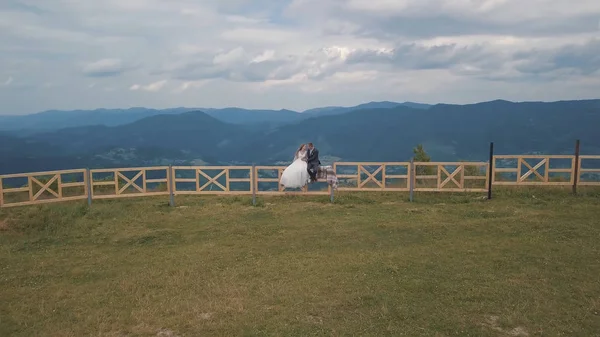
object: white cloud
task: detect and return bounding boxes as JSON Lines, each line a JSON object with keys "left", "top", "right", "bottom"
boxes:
{"left": 130, "top": 80, "right": 167, "bottom": 92}
{"left": 0, "top": 0, "right": 599, "bottom": 114}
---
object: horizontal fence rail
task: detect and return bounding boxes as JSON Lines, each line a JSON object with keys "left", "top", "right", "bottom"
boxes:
{"left": 1, "top": 156, "right": 600, "bottom": 208}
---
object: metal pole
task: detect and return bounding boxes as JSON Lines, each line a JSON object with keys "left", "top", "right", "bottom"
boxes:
{"left": 168, "top": 164, "right": 175, "bottom": 207}
{"left": 252, "top": 163, "right": 257, "bottom": 206}
{"left": 573, "top": 139, "right": 581, "bottom": 195}
{"left": 409, "top": 158, "right": 414, "bottom": 202}
{"left": 487, "top": 142, "right": 494, "bottom": 200}
{"left": 330, "top": 184, "right": 334, "bottom": 203}
{"left": 86, "top": 168, "right": 92, "bottom": 207}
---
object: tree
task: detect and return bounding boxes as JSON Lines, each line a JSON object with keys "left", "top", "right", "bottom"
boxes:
{"left": 413, "top": 144, "right": 434, "bottom": 175}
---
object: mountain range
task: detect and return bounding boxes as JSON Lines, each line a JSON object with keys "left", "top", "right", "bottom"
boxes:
{"left": 1, "top": 99, "right": 599, "bottom": 175}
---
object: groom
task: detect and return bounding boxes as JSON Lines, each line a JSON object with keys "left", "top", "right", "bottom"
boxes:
{"left": 306, "top": 142, "right": 321, "bottom": 182}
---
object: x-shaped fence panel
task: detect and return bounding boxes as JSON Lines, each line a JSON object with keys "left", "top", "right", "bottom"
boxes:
{"left": 414, "top": 162, "right": 488, "bottom": 192}
{"left": 91, "top": 167, "right": 169, "bottom": 199}
{"left": 173, "top": 166, "right": 252, "bottom": 195}
{"left": 334, "top": 162, "right": 410, "bottom": 191}
{"left": 493, "top": 156, "right": 574, "bottom": 185}
{"left": 0, "top": 169, "right": 87, "bottom": 207}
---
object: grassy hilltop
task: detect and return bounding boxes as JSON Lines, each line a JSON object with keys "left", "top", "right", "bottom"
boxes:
{"left": 1, "top": 189, "right": 600, "bottom": 336}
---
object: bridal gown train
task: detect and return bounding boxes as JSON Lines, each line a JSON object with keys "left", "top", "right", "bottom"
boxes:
{"left": 280, "top": 150, "right": 310, "bottom": 189}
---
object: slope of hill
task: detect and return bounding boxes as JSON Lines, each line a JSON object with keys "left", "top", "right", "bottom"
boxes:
{"left": 29, "top": 111, "right": 248, "bottom": 163}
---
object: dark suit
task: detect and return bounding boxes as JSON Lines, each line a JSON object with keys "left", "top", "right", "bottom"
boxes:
{"left": 306, "top": 147, "right": 321, "bottom": 181}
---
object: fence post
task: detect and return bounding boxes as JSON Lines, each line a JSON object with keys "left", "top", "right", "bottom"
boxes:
{"left": 409, "top": 158, "right": 414, "bottom": 202}
{"left": 329, "top": 184, "right": 334, "bottom": 203}
{"left": 487, "top": 142, "right": 494, "bottom": 200}
{"left": 86, "top": 168, "right": 92, "bottom": 207}
{"left": 573, "top": 139, "right": 581, "bottom": 195}
{"left": 168, "top": 164, "right": 175, "bottom": 207}
{"left": 252, "top": 164, "right": 257, "bottom": 206}
{"left": 0, "top": 176, "right": 4, "bottom": 208}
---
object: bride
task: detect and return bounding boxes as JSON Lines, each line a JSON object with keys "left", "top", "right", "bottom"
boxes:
{"left": 280, "top": 144, "right": 310, "bottom": 189}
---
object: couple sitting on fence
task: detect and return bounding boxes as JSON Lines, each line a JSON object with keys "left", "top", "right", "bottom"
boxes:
{"left": 279, "top": 143, "right": 338, "bottom": 190}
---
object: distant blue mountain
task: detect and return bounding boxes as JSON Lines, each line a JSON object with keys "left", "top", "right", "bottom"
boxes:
{"left": 2, "top": 98, "right": 599, "bottom": 175}
{"left": 302, "top": 101, "right": 431, "bottom": 116}
{"left": 0, "top": 101, "right": 431, "bottom": 133}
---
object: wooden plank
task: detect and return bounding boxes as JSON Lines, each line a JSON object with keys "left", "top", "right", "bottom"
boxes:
{"left": 229, "top": 178, "right": 251, "bottom": 182}
{"left": 385, "top": 174, "right": 409, "bottom": 179}
{"left": 493, "top": 181, "right": 572, "bottom": 186}
{"left": 335, "top": 162, "right": 409, "bottom": 166}
{"left": 172, "top": 165, "right": 252, "bottom": 170}
{"left": 494, "top": 155, "right": 574, "bottom": 159}
{"left": 91, "top": 166, "right": 168, "bottom": 173}
{"left": 143, "top": 169, "right": 147, "bottom": 193}
{"left": 492, "top": 156, "right": 497, "bottom": 184}
{"left": 484, "top": 163, "right": 490, "bottom": 191}
{"left": 3, "top": 187, "right": 31, "bottom": 193}
{"left": 338, "top": 187, "right": 409, "bottom": 192}
{"left": 547, "top": 168, "right": 573, "bottom": 173}
{"left": 258, "top": 191, "right": 330, "bottom": 196}
{"left": 417, "top": 162, "right": 486, "bottom": 166}
{"left": 255, "top": 166, "right": 284, "bottom": 170}
{"left": 415, "top": 175, "right": 437, "bottom": 180}
{"left": 578, "top": 182, "right": 600, "bottom": 186}
{"left": 494, "top": 168, "right": 518, "bottom": 173}
{"left": 28, "top": 177, "right": 33, "bottom": 202}
{"left": 257, "top": 178, "right": 279, "bottom": 184}
{"left": 61, "top": 182, "right": 86, "bottom": 188}
{"left": 114, "top": 170, "right": 119, "bottom": 195}
{"left": 336, "top": 174, "right": 358, "bottom": 179}
{"left": 93, "top": 181, "right": 116, "bottom": 186}
{"left": 226, "top": 168, "right": 230, "bottom": 192}
{"left": 414, "top": 188, "right": 487, "bottom": 192}
{"left": 0, "top": 169, "right": 86, "bottom": 179}
{"left": 464, "top": 176, "right": 487, "bottom": 180}
{"left": 58, "top": 174, "right": 63, "bottom": 198}
{"left": 92, "top": 191, "right": 170, "bottom": 200}
{"left": 173, "top": 178, "right": 196, "bottom": 183}
{"left": 1, "top": 195, "right": 88, "bottom": 208}
{"left": 146, "top": 179, "right": 168, "bottom": 183}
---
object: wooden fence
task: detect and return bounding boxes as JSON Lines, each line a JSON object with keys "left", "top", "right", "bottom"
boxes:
{"left": 1, "top": 156, "right": 599, "bottom": 208}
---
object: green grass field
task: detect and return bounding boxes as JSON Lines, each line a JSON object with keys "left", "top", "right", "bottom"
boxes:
{"left": 1, "top": 188, "right": 599, "bottom": 336}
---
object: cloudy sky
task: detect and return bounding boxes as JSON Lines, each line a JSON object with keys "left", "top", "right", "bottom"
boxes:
{"left": 1, "top": 0, "right": 599, "bottom": 114}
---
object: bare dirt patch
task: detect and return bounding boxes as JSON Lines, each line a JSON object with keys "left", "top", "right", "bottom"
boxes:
{"left": 483, "top": 315, "right": 529, "bottom": 336}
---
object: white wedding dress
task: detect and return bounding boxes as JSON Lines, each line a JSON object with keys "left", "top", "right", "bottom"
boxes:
{"left": 280, "top": 150, "right": 310, "bottom": 189}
